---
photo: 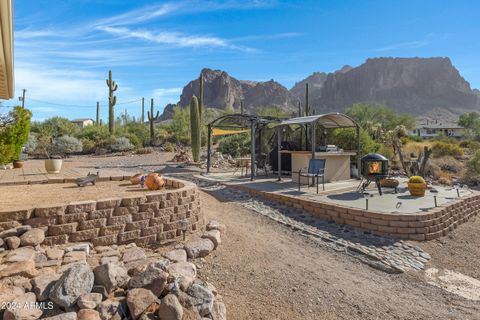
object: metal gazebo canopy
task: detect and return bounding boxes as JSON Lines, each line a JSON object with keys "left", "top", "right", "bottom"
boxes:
{"left": 274, "top": 113, "right": 361, "bottom": 181}
{"left": 206, "top": 113, "right": 281, "bottom": 180}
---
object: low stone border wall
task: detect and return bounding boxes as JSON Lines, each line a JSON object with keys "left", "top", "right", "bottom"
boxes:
{"left": 0, "top": 178, "right": 203, "bottom": 247}
{"left": 230, "top": 185, "right": 480, "bottom": 241}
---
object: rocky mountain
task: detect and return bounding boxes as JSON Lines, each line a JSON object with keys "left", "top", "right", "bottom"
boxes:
{"left": 289, "top": 72, "right": 327, "bottom": 102}
{"left": 173, "top": 68, "right": 294, "bottom": 114}
{"left": 313, "top": 57, "right": 479, "bottom": 116}
{"left": 159, "top": 58, "right": 479, "bottom": 121}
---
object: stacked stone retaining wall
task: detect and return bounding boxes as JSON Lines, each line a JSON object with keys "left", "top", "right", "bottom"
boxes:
{"left": 0, "top": 178, "right": 203, "bottom": 247}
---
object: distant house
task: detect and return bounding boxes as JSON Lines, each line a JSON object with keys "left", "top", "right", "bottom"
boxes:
{"left": 71, "top": 118, "right": 95, "bottom": 128}
{"left": 410, "top": 121, "right": 464, "bottom": 138}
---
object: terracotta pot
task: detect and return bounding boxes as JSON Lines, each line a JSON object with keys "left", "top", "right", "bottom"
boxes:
{"left": 13, "top": 160, "right": 24, "bottom": 169}
{"left": 408, "top": 182, "right": 427, "bottom": 197}
{"left": 45, "top": 159, "right": 63, "bottom": 174}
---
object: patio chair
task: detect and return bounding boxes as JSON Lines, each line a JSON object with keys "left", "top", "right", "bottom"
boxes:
{"left": 255, "top": 153, "right": 269, "bottom": 177}
{"left": 297, "top": 159, "right": 326, "bottom": 193}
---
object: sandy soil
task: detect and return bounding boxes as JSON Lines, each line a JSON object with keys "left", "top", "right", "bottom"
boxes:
{"left": 198, "top": 191, "right": 480, "bottom": 320}
{"left": 422, "top": 215, "right": 480, "bottom": 280}
{"left": 0, "top": 181, "right": 167, "bottom": 210}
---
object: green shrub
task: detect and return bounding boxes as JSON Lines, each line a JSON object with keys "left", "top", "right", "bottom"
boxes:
{"left": 0, "top": 107, "right": 32, "bottom": 164}
{"left": 459, "top": 140, "right": 480, "bottom": 150}
{"left": 31, "top": 117, "right": 79, "bottom": 138}
{"left": 136, "top": 147, "right": 153, "bottom": 154}
{"left": 217, "top": 133, "right": 250, "bottom": 157}
{"left": 467, "top": 150, "right": 480, "bottom": 174}
{"left": 81, "top": 138, "right": 96, "bottom": 154}
{"left": 328, "top": 128, "right": 384, "bottom": 156}
{"left": 53, "top": 135, "right": 83, "bottom": 156}
{"left": 76, "top": 125, "right": 110, "bottom": 143}
{"left": 110, "top": 137, "right": 134, "bottom": 152}
{"left": 432, "top": 141, "right": 464, "bottom": 158}
{"left": 164, "top": 142, "right": 175, "bottom": 152}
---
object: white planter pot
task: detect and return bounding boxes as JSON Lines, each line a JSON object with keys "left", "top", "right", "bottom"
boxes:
{"left": 45, "top": 159, "right": 63, "bottom": 174}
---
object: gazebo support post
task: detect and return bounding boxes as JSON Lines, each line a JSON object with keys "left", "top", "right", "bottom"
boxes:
{"left": 250, "top": 121, "right": 256, "bottom": 181}
{"left": 206, "top": 124, "right": 212, "bottom": 174}
{"left": 356, "top": 125, "right": 361, "bottom": 178}
{"left": 311, "top": 122, "right": 316, "bottom": 160}
{"left": 277, "top": 126, "right": 282, "bottom": 181}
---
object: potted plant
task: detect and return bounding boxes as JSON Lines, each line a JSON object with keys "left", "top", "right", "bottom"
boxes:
{"left": 0, "top": 107, "right": 32, "bottom": 169}
{"left": 38, "top": 135, "right": 83, "bottom": 174}
{"left": 408, "top": 176, "right": 427, "bottom": 196}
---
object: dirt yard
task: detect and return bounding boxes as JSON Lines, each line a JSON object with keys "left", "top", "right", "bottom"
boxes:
{"left": 0, "top": 180, "right": 168, "bottom": 210}
{"left": 199, "top": 191, "right": 480, "bottom": 320}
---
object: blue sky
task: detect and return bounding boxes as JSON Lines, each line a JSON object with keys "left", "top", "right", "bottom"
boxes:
{"left": 8, "top": 0, "right": 480, "bottom": 120}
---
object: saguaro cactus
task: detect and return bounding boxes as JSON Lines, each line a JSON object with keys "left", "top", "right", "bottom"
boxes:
{"left": 241, "top": 101, "right": 244, "bottom": 115}
{"left": 198, "top": 73, "right": 204, "bottom": 119}
{"left": 96, "top": 101, "right": 100, "bottom": 125}
{"left": 141, "top": 97, "right": 145, "bottom": 124}
{"left": 190, "top": 95, "right": 201, "bottom": 162}
{"left": 106, "top": 70, "right": 118, "bottom": 134}
{"left": 124, "top": 108, "right": 128, "bottom": 127}
{"left": 305, "top": 83, "right": 310, "bottom": 116}
{"left": 297, "top": 100, "right": 302, "bottom": 117}
{"left": 147, "top": 98, "right": 159, "bottom": 146}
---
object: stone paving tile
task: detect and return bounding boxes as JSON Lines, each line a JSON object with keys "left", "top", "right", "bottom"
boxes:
{"left": 174, "top": 173, "right": 432, "bottom": 274}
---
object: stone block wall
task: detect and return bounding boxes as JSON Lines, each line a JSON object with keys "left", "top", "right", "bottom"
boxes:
{"left": 231, "top": 185, "right": 480, "bottom": 241}
{"left": 0, "top": 178, "right": 203, "bottom": 247}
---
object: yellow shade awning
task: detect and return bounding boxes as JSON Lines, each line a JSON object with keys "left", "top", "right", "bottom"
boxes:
{"left": 211, "top": 128, "right": 249, "bottom": 137}
{"left": 0, "top": 0, "right": 14, "bottom": 100}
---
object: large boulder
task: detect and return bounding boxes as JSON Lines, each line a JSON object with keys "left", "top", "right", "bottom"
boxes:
{"left": 158, "top": 294, "right": 183, "bottom": 320}
{"left": 128, "top": 261, "right": 169, "bottom": 296}
{"left": 31, "top": 273, "right": 60, "bottom": 301}
{"left": 122, "top": 247, "right": 147, "bottom": 264}
{"left": 186, "top": 284, "right": 214, "bottom": 316}
{"left": 96, "top": 297, "right": 127, "bottom": 320}
{"left": 0, "top": 260, "right": 37, "bottom": 279}
{"left": 163, "top": 249, "right": 187, "bottom": 263}
{"left": 0, "top": 225, "right": 31, "bottom": 239}
{"left": 19, "top": 228, "right": 45, "bottom": 246}
{"left": 49, "top": 262, "right": 94, "bottom": 308}
{"left": 42, "top": 312, "right": 77, "bottom": 320}
{"left": 93, "top": 263, "right": 130, "bottom": 293}
{"left": 77, "top": 292, "right": 103, "bottom": 309}
{"left": 4, "top": 247, "right": 36, "bottom": 263}
{"left": 5, "top": 236, "right": 20, "bottom": 249}
{"left": 3, "top": 292, "right": 43, "bottom": 320}
{"left": 0, "top": 286, "right": 24, "bottom": 310}
{"left": 184, "top": 239, "right": 215, "bottom": 259}
{"left": 167, "top": 262, "right": 197, "bottom": 291}
{"left": 126, "top": 288, "right": 159, "bottom": 320}
{"left": 201, "top": 230, "right": 221, "bottom": 249}
{"left": 77, "top": 308, "right": 102, "bottom": 320}
{"left": 210, "top": 299, "right": 227, "bottom": 320}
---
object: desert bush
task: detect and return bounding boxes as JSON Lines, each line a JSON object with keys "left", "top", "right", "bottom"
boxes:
{"left": 459, "top": 140, "right": 480, "bottom": 150}
{"left": 467, "top": 150, "right": 480, "bottom": 174}
{"left": 24, "top": 133, "right": 37, "bottom": 155}
{"left": 31, "top": 117, "right": 79, "bottom": 138}
{"left": 431, "top": 156, "right": 464, "bottom": 174}
{"left": 432, "top": 141, "right": 463, "bottom": 158}
{"left": 81, "top": 138, "right": 96, "bottom": 154}
{"left": 110, "top": 137, "right": 134, "bottom": 152}
{"left": 116, "top": 122, "right": 150, "bottom": 147}
{"left": 53, "top": 135, "right": 83, "bottom": 156}
{"left": 120, "top": 133, "right": 141, "bottom": 149}
{"left": 76, "top": 125, "right": 110, "bottom": 143}
{"left": 328, "top": 128, "right": 384, "bottom": 156}
{"left": 164, "top": 142, "right": 175, "bottom": 152}
{"left": 0, "top": 107, "right": 32, "bottom": 164}
{"left": 217, "top": 133, "right": 250, "bottom": 157}
{"left": 136, "top": 147, "right": 153, "bottom": 154}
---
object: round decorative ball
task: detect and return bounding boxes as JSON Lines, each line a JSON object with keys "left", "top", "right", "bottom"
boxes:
{"left": 144, "top": 173, "right": 165, "bottom": 190}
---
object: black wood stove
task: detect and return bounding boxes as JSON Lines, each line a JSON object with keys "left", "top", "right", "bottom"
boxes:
{"left": 357, "top": 153, "right": 389, "bottom": 195}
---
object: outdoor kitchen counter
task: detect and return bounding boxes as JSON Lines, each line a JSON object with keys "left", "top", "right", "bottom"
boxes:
{"left": 280, "top": 151, "right": 357, "bottom": 183}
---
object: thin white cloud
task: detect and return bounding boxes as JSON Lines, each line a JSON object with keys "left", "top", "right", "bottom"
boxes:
{"left": 15, "top": 30, "right": 56, "bottom": 39}
{"left": 373, "top": 40, "right": 429, "bottom": 52}
{"left": 152, "top": 88, "right": 182, "bottom": 97}
{"left": 98, "top": 26, "right": 255, "bottom": 52}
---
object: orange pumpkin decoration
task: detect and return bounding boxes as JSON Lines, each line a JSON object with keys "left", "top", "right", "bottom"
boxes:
{"left": 144, "top": 173, "right": 165, "bottom": 190}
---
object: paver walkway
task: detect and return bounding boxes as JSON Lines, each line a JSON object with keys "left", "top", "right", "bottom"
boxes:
{"left": 0, "top": 159, "right": 130, "bottom": 185}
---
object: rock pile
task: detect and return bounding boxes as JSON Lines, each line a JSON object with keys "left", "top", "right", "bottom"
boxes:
{"left": 0, "top": 220, "right": 227, "bottom": 320}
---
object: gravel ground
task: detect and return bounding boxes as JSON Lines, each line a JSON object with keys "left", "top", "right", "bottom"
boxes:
{"left": 198, "top": 191, "right": 480, "bottom": 320}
